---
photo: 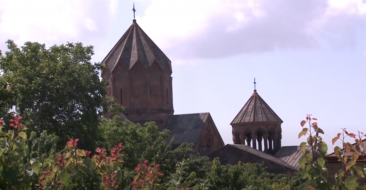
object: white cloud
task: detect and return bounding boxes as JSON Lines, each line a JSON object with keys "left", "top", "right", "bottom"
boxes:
{"left": 137, "top": 0, "right": 366, "bottom": 60}
{"left": 1, "top": 0, "right": 365, "bottom": 61}
{"left": 0, "top": 0, "right": 118, "bottom": 51}
{"left": 84, "top": 18, "right": 99, "bottom": 32}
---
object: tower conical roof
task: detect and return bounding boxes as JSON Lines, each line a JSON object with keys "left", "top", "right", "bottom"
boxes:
{"left": 231, "top": 90, "right": 283, "bottom": 124}
{"left": 102, "top": 20, "right": 172, "bottom": 72}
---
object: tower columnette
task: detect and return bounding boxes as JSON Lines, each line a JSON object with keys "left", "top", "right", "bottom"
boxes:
{"left": 101, "top": 19, "right": 174, "bottom": 128}
{"left": 231, "top": 90, "right": 283, "bottom": 154}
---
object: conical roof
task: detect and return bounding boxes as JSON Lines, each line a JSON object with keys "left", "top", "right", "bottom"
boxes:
{"left": 102, "top": 20, "right": 172, "bottom": 72}
{"left": 231, "top": 90, "right": 283, "bottom": 125}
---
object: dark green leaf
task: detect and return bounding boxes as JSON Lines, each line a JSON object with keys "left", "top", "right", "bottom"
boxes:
{"left": 18, "top": 132, "right": 27, "bottom": 140}
{"left": 318, "top": 141, "right": 328, "bottom": 155}
{"left": 317, "top": 157, "right": 325, "bottom": 167}
{"left": 31, "top": 161, "right": 40, "bottom": 175}
{"left": 299, "top": 157, "right": 306, "bottom": 169}
{"left": 59, "top": 169, "right": 69, "bottom": 183}
{"left": 345, "top": 176, "right": 358, "bottom": 189}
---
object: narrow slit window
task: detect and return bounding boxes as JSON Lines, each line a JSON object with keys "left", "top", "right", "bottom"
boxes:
{"left": 166, "top": 88, "right": 169, "bottom": 104}
{"left": 120, "top": 89, "right": 123, "bottom": 105}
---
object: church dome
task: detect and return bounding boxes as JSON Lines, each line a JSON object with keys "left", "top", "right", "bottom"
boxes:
{"left": 102, "top": 20, "right": 172, "bottom": 73}
{"left": 231, "top": 90, "right": 283, "bottom": 124}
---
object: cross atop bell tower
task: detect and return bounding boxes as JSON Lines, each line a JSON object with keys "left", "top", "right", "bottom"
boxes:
{"left": 254, "top": 78, "right": 256, "bottom": 91}
{"left": 132, "top": 3, "right": 136, "bottom": 21}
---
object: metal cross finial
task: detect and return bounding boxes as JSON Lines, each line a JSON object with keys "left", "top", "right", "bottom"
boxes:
{"left": 254, "top": 78, "right": 256, "bottom": 91}
{"left": 132, "top": 3, "right": 136, "bottom": 20}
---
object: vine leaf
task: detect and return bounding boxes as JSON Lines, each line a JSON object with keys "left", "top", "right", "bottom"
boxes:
{"left": 332, "top": 136, "right": 340, "bottom": 145}
{"left": 317, "top": 157, "right": 325, "bottom": 167}
{"left": 307, "top": 136, "right": 314, "bottom": 146}
{"left": 59, "top": 169, "right": 69, "bottom": 183}
{"left": 348, "top": 133, "right": 356, "bottom": 138}
{"left": 334, "top": 146, "right": 342, "bottom": 159}
{"left": 18, "top": 132, "right": 27, "bottom": 140}
{"left": 317, "top": 128, "right": 324, "bottom": 134}
{"left": 300, "top": 120, "right": 306, "bottom": 127}
{"left": 345, "top": 176, "right": 358, "bottom": 190}
{"left": 298, "top": 128, "right": 308, "bottom": 139}
{"left": 300, "top": 142, "right": 307, "bottom": 153}
{"left": 318, "top": 141, "right": 328, "bottom": 155}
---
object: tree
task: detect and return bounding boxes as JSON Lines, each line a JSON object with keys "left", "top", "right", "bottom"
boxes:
{"left": 0, "top": 40, "right": 107, "bottom": 148}
{"left": 96, "top": 116, "right": 202, "bottom": 184}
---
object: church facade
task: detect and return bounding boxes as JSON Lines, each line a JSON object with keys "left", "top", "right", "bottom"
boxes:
{"left": 101, "top": 18, "right": 304, "bottom": 174}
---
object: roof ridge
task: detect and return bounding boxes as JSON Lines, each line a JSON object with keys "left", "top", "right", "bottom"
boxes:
{"left": 102, "top": 24, "right": 133, "bottom": 64}
{"left": 134, "top": 22, "right": 172, "bottom": 71}
{"left": 111, "top": 25, "right": 134, "bottom": 72}
{"left": 173, "top": 112, "right": 210, "bottom": 115}
{"left": 252, "top": 94, "right": 257, "bottom": 122}
{"left": 257, "top": 94, "right": 267, "bottom": 122}
{"left": 134, "top": 24, "right": 150, "bottom": 69}
{"left": 205, "top": 114, "right": 225, "bottom": 146}
{"left": 230, "top": 94, "right": 253, "bottom": 125}
{"left": 137, "top": 25, "right": 157, "bottom": 67}
{"left": 257, "top": 94, "right": 283, "bottom": 122}
{"left": 229, "top": 144, "right": 297, "bottom": 170}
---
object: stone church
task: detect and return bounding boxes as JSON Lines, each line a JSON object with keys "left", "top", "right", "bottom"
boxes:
{"left": 101, "top": 18, "right": 304, "bottom": 174}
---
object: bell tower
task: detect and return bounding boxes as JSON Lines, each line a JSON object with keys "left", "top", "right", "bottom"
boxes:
{"left": 101, "top": 17, "right": 174, "bottom": 129}
{"left": 231, "top": 86, "right": 283, "bottom": 155}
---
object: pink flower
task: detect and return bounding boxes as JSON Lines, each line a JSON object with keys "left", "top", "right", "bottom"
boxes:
{"left": 85, "top": 150, "right": 91, "bottom": 157}
{"left": 66, "top": 139, "right": 79, "bottom": 148}
{"left": 95, "top": 147, "right": 101, "bottom": 153}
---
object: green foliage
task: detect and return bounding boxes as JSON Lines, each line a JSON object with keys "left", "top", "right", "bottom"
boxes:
{"left": 1, "top": 39, "right": 314, "bottom": 189}
{"left": 203, "top": 159, "right": 291, "bottom": 190}
{"left": 0, "top": 116, "right": 33, "bottom": 189}
{"left": 96, "top": 116, "right": 206, "bottom": 185}
{"left": 0, "top": 113, "right": 294, "bottom": 190}
{"left": 0, "top": 40, "right": 107, "bottom": 148}
{"left": 296, "top": 115, "right": 366, "bottom": 190}
{"left": 165, "top": 157, "right": 212, "bottom": 189}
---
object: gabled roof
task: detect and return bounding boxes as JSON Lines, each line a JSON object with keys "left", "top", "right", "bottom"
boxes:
{"left": 275, "top": 146, "right": 311, "bottom": 170}
{"left": 326, "top": 139, "right": 366, "bottom": 162}
{"left": 211, "top": 144, "right": 297, "bottom": 171}
{"left": 102, "top": 20, "right": 171, "bottom": 73}
{"left": 231, "top": 90, "right": 283, "bottom": 125}
{"left": 165, "top": 113, "right": 224, "bottom": 146}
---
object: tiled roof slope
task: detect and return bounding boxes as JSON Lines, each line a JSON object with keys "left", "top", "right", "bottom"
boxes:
{"left": 165, "top": 113, "right": 219, "bottom": 145}
{"left": 102, "top": 20, "right": 171, "bottom": 72}
{"left": 231, "top": 90, "right": 283, "bottom": 125}
{"left": 275, "top": 146, "right": 311, "bottom": 170}
{"left": 227, "top": 144, "right": 297, "bottom": 170}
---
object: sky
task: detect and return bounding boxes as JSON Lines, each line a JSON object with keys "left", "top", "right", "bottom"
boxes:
{"left": 1, "top": 0, "right": 366, "bottom": 151}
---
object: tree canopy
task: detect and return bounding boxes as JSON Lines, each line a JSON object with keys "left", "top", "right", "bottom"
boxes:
{"left": 0, "top": 40, "right": 107, "bottom": 147}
